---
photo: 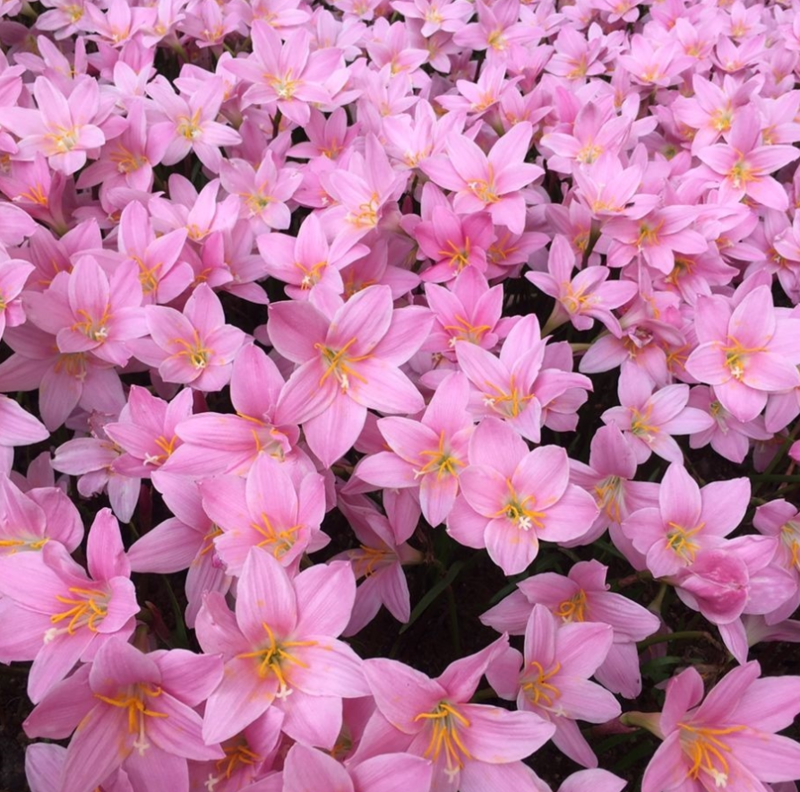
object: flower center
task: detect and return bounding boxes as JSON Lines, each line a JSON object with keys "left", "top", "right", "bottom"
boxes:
{"left": 346, "top": 193, "right": 380, "bottom": 229}
{"left": 728, "top": 158, "right": 754, "bottom": 189}
{"left": 315, "top": 338, "right": 371, "bottom": 392}
{"left": 173, "top": 329, "right": 213, "bottom": 369}
{"left": 438, "top": 238, "right": 472, "bottom": 271}
{"left": 721, "top": 336, "right": 766, "bottom": 381}
{"left": 213, "top": 739, "right": 263, "bottom": 782}
{"left": 48, "top": 586, "right": 109, "bottom": 639}
{"left": 237, "top": 622, "right": 317, "bottom": 699}
{"left": 72, "top": 306, "right": 111, "bottom": 342}
{"left": 94, "top": 683, "right": 168, "bottom": 756}
{"left": 555, "top": 590, "right": 587, "bottom": 623}
{"left": 144, "top": 434, "right": 178, "bottom": 466}
{"left": 678, "top": 722, "right": 746, "bottom": 788}
{"left": 467, "top": 174, "right": 500, "bottom": 204}
{"left": 415, "top": 701, "right": 472, "bottom": 780}
{"left": 630, "top": 405, "right": 659, "bottom": 442}
{"left": 482, "top": 376, "right": 533, "bottom": 418}
{"left": 414, "top": 429, "right": 465, "bottom": 480}
{"left": 250, "top": 512, "right": 302, "bottom": 559}
{"left": 0, "top": 536, "right": 49, "bottom": 554}
{"left": 349, "top": 545, "right": 392, "bottom": 578}
{"left": 576, "top": 142, "right": 603, "bottom": 164}
{"left": 665, "top": 521, "right": 705, "bottom": 563}
{"left": 593, "top": 474, "right": 623, "bottom": 521}
{"left": 520, "top": 660, "right": 562, "bottom": 709}
{"left": 495, "top": 479, "right": 546, "bottom": 532}
{"left": 177, "top": 110, "right": 203, "bottom": 140}
{"left": 297, "top": 260, "right": 327, "bottom": 289}
{"left": 780, "top": 521, "right": 800, "bottom": 571}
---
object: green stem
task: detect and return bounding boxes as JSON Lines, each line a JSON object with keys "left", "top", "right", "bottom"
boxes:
{"left": 637, "top": 630, "right": 718, "bottom": 651}
{"left": 752, "top": 420, "right": 800, "bottom": 496}
{"left": 161, "top": 575, "right": 189, "bottom": 649}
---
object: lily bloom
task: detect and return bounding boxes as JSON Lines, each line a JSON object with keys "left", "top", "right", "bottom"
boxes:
{"left": 270, "top": 285, "right": 431, "bottom": 466}
{"left": 482, "top": 559, "right": 660, "bottom": 699}
{"left": 198, "top": 550, "right": 369, "bottom": 748}
{"left": 135, "top": 284, "right": 246, "bottom": 392}
{"left": 621, "top": 461, "right": 750, "bottom": 579}
{"left": 685, "top": 285, "right": 800, "bottom": 423}
{"left": 354, "top": 372, "right": 474, "bottom": 527}
{"left": 487, "top": 605, "right": 621, "bottom": 768}
{"left": 23, "top": 638, "right": 224, "bottom": 792}
{"left": 697, "top": 114, "right": 800, "bottom": 211}
{"left": 422, "top": 123, "right": 542, "bottom": 234}
{"left": 0, "top": 509, "right": 138, "bottom": 703}
{"left": 641, "top": 662, "right": 800, "bottom": 792}
{"left": 364, "top": 638, "right": 554, "bottom": 791}
{"left": 448, "top": 418, "right": 598, "bottom": 575}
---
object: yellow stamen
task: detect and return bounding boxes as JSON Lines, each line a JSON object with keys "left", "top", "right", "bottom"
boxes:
{"left": 555, "top": 591, "right": 587, "bottom": 623}
{"left": 678, "top": 722, "right": 746, "bottom": 786}
{"left": 413, "top": 429, "right": 465, "bottom": 480}
{"left": 415, "top": 702, "right": 472, "bottom": 779}
{"left": 665, "top": 521, "right": 705, "bottom": 563}
{"left": 520, "top": 660, "right": 562, "bottom": 708}
{"left": 494, "top": 479, "right": 546, "bottom": 532}
{"left": 236, "top": 622, "right": 317, "bottom": 699}
{"left": 50, "top": 586, "right": 109, "bottom": 636}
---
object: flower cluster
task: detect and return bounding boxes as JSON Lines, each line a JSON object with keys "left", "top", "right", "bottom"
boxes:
{"left": 0, "top": 0, "right": 799, "bottom": 790}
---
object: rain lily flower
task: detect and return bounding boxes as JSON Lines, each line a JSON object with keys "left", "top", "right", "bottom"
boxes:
{"left": 364, "top": 638, "right": 555, "bottom": 791}
{"left": 269, "top": 285, "right": 431, "bottom": 466}
{"left": 641, "top": 662, "right": 800, "bottom": 792}
{"left": 333, "top": 492, "right": 422, "bottom": 635}
{"left": 23, "top": 638, "right": 224, "bottom": 792}
{"left": 448, "top": 418, "right": 598, "bottom": 575}
{"left": 422, "top": 123, "right": 542, "bottom": 235}
{"left": 601, "top": 380, "right": 715, "bottom": 464}
{"left": 199, "top": 452, "right": 327, "bottom": 576}
{"left": 483, "top": 559, "right": 660, "bottom": 699}
{"left": 696, "top": 114, "right": 800, "bottom": 211}
{"left": 487, "top": 604, "right": 621, "bottom": 768}
{"left": 198, "top": 550, "right": 369, "bottom": 747}
{"left": 135, "top": 283, "right": 247, "bottom": 392}
{"left": 0, "top": 509, "right": 138, "bottom": 703}
{"left": 353, "top": 372, "right": 474, "bottom": 527}
{"left": 685, "top": 285, "right": 800, "bottom": 422}
{"left": 621, "top": 461, "right": 750, "bottom": 579}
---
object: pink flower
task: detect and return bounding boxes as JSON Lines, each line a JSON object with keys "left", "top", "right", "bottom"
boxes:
{"left": 127, "top": 472, "right": 232, "bottom": 627}
{"left": 199, "top": 453, "right": 327, "bottom": 576}
{"left": 602, "top": 380, "right": 715, "bottom": 464}
{"left": 448, "top": 418, "right": 598, "bottom": 575}
{"left": 487, "top": 604, "right": 620, "bottom": 768}
{"left": 198, "top": 550, "right": 369, "bottom": 747}
{"left": 422, "top": 123, "right": 542, "bottom": 234}
{"left": 25, "top": 255, "right": 147, "bottom": 368}
{"left": 270, "top": 285, "right": 431, "bottom": 466}
{"left": 0, "top": 509, "right": 138, "bottom": 703}
{"left": 621, "top": 461, "right": 750, "bottom": 579}
{"left": 147, "top": 75, "right": 242, "bottom": 173}
{"left": 136, "top": 283, "right": 246, "bottom": 392}
{"left": 697, "top": 114, "right": 800, "bottom": 211}
{"left": 527, "top": 236, "right": 637, "bottom": 336}
{"left": 685, "top": 285, "right": 800, "bottom": 422}
{"left": 364, "top": 638, "right": 554, "bottom": 791}
{"left": 3, "top": 76, "right": 116, "bottom": 175}
{"left": 333, "top": 492, "right": 422, "bottom": 635}
{"left": 481, "top": 559, "right": 660, "bottom": 698}
{"left": 354, "top": 372, "right": 474, "bottom": 526}
{"left": 24, "top": 638, "right": 224, "bottom": 792}
{"left": 642, "top": 662, "right": 800, "bottom": 792}
{"left": 164, "top": 343, "right": 298, "bottom": 477}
